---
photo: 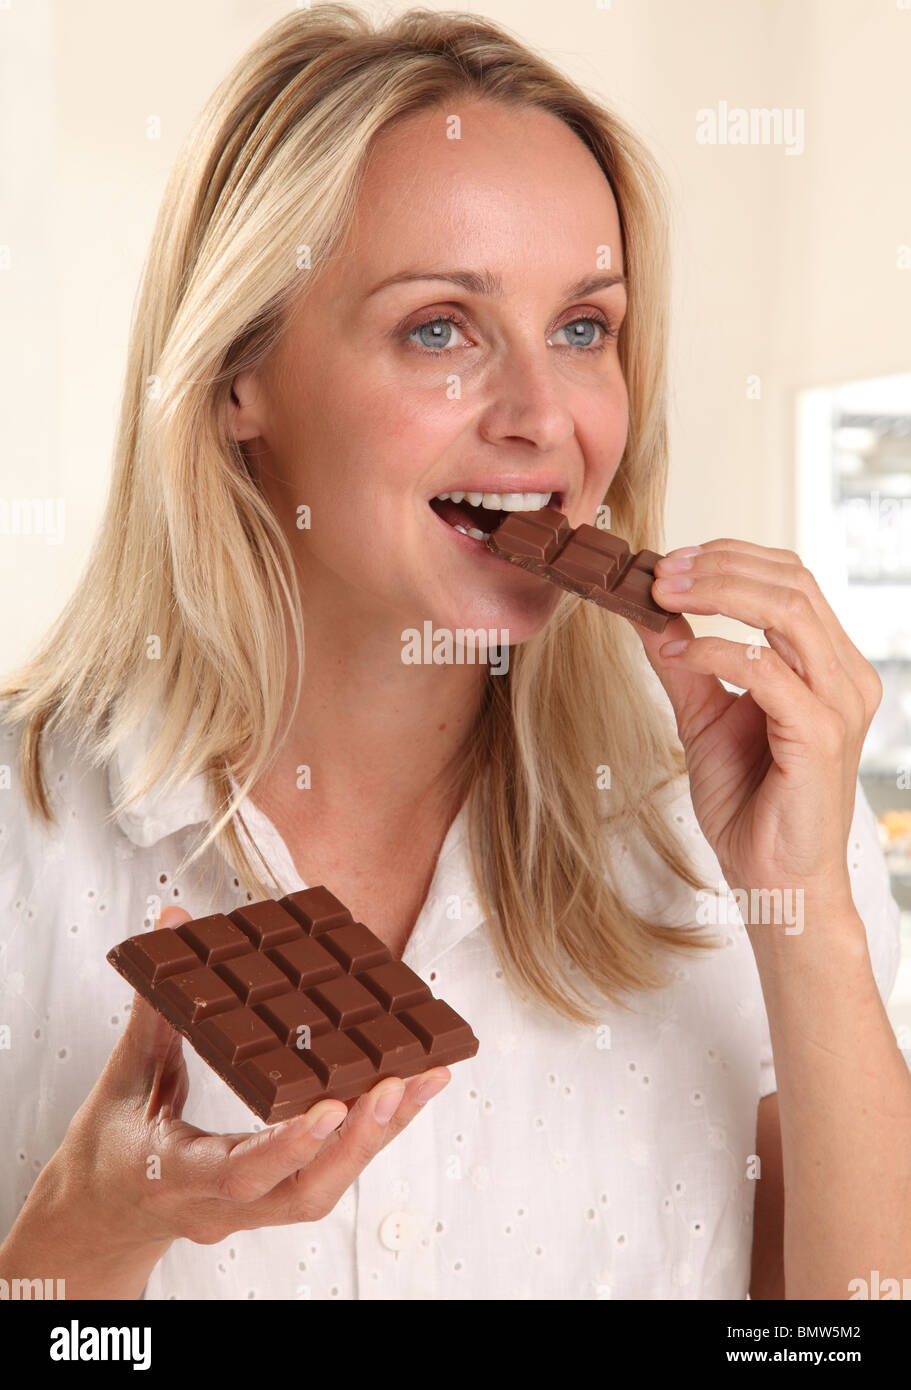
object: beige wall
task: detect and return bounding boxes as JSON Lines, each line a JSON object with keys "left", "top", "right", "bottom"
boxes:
{"left": 1, "top": 0, "right": 909, "bottom": 665}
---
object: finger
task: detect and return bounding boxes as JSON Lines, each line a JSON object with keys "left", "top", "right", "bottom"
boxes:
{"left": 210, "top": 1068, "right": 450, "bottom": 1209}
{"left": 635, "top": 611, "right": 738, "bottom": 748}
{"left": 161, "top": 1069, "right": 450, "bottom": 1227}
{"left": 183, "top": 1101, "right": 350, "bottom": 1203}
{"left": 286, "top": 1069, "right": 451, "bottom": 1200}
{"left": 169, "top": 1069, "right": 417, "bottom": 1204}
{"left": 685, "top": 537, "right": 801, "bottom": 566}
{"left": 375, "top": 1067, "right": 451, "bottom": 1144}
{"left": 266, "top": 1078, "right": 407, "bottom": 1215}
{"left": 142, "top": 1096, "right": 345, "bottom": 1200}
{"left": 253, "top": 1070, "right": 450, "bottom": 1224}
{"left": 661, "top": 634, "right": 846, "bottom": 765}
{"left": 154, "top": 1048, "right": 190, "bottom": 1119}
{"left": 672, "top": 540, "right": 881, "bottom": 712}
{"left": 651, "top": 555, "right": 860, "bottom": 718}
{"left": 655, "top": 559, "right": 809, "bottom": 695}
{"left": 157, "top": 906, "right": 194, "bottom": 929}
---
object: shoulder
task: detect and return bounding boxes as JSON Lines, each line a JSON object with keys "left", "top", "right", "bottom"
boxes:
{"left": 0, "top": 700, "right": 122, "bottom": 920}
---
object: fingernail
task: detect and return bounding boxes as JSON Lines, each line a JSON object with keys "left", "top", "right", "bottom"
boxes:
{"left": 653, "top": 574, "right": 692, "bottom": 592}
{"left": 310, "top": 1107, "right": 346, "bottom": 1139}
{"left": 656, "top": 554, "right": 694, "bottom": 573}
{"left": 155, "top": 907, "right": 192, "bottom": 930}
{"left": 416, "top": 1074, "right": 450, "bottom": 1105}
{"left": 373, "top": 1082, "right": 406, "bottom": 1125}
{"left": 665, "top": 545, "right": 702, "bottom": 559}
{"left": 660, "top": 639, "right": 690, "bottom": 657}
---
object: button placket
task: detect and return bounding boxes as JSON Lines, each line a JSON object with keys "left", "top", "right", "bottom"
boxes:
{"left": 354, "top": 1134, "right": 438, "bottom": 1299}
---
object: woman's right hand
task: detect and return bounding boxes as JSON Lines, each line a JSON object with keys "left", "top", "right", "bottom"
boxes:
{"left": 0, "top": 907, "right": 451, "bottom": 1298}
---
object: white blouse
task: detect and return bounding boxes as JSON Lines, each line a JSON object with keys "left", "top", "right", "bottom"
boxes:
{"left": 0, "top": 692, "right": 901, "bottom": 1300}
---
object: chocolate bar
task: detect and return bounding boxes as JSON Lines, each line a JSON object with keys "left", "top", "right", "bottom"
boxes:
{"left": 107, "top": 887, "right": 479, "bottom": 1124}
{"left": 487, "top": 506, "right": 673, "bottom": 632}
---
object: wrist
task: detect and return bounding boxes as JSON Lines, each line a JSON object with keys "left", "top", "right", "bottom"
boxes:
{"left": 740, "top": 888, "right": 871, "bottom": 985}
{"left": 0, "top": 1158, "right": 173, "bottom": 1300}
{"left": 32, "top": 1154, "right": 173, "bottom": 1270}
{"left": 718, "top": 867, "right": 858, "bottom": 931}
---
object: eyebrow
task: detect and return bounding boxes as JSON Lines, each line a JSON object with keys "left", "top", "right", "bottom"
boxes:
{"left": 364, "top": 267, "right": 627, "bottom": 301}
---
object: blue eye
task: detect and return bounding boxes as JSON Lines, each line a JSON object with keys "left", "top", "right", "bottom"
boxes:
{"left": 403, "top": 311, "right": 617, "bottom": 355}
{"left": 559, "top": 318, "right": 603, "bottom": 348}
{"left": 406, "top": 313, "right": 468, "bottom": 352}
{"left": 552, "top": 314, "right": 618, "bottom": 349}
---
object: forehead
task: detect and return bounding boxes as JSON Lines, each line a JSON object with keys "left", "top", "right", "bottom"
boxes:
{"left": 333, "top": 100, "right": 624, "bottom": 290}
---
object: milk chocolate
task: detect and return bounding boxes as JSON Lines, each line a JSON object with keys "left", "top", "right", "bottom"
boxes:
{"left": 487, "top": 506, "right": 673, "bottom": 632}
{"left": 107, "top": 886, "right": 479, "bottom": 1124}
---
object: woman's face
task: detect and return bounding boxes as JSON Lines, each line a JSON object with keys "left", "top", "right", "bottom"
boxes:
{"left": 233, "top": 99, "right": 629, "bottom": 646}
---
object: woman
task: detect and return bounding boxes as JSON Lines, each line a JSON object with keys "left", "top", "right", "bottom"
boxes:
{"left": 0, "top": 5, "right": 906, "bottom": 1301}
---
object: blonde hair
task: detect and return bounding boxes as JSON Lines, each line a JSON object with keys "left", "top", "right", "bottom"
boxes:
{"left": 1, "top": 3, "right": 719, "bottom": 1025}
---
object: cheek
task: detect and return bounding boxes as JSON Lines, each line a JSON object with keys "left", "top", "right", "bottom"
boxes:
{"left": 599, "top": 407, "right": 628, "bottom": 458}
{"left": 604, "top": 370, "right": 630, "bottom": 433}
{"left": 379, "top": 388, "right": 461, "bottom": 454}
{"left": 579, "top": 385, "right": 629, "bottom": 474}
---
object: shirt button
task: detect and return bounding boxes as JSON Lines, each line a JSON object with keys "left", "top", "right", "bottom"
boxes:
{"left": 378, "top": 1210, "right": 418, "bottom": 1251}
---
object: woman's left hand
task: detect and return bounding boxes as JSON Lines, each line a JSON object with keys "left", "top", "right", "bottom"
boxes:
{"left": 634, "top": 538, "right": 883, "bottom": 909}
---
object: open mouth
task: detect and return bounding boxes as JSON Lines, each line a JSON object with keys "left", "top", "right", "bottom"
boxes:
{"left": 429, "top": 489, "right": 562, "bottom": 541}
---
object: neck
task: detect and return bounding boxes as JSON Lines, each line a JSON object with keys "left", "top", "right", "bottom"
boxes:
{"left": 248, "top": 586, "right": 492, "bottom": 846}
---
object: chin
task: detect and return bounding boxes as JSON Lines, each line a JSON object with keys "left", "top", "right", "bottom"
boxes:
{"left": 419, "top": 591, "right": 559, "bottom": 650}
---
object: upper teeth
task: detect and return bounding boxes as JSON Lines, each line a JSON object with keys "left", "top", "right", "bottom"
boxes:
{"left": 435, "top": 491, "right": 553, "bottom": 510}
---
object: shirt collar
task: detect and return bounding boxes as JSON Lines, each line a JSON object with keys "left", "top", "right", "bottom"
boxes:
{"left": 107, "top": 702, "right": 214, "bottom": 849}
{"left": 401, "top": 801, "right": 488, "bottom": 973}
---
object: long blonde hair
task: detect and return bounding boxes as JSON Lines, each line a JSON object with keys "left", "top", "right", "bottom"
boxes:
{"left": 1, "top": 3, "right": 719, "bottom": 1025}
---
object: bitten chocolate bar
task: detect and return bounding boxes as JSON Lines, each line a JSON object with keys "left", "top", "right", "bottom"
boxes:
{"left": 487, "top": 506, "right": 673, "bottom": 632}
{"left": 107, "top": 886, "right": 479, "bottom": 1124}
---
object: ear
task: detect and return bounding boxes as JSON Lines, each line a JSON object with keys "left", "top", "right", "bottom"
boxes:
{"left": 229, "top": 368, "right": 264, "bottom": 442}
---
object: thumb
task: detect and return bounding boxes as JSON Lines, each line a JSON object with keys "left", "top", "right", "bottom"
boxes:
{"left": 155, "top": 906, "right": 195, "bottom": 930}
{"left": 635, "top": 610, "right": 731, "bottom": 747}
{"left": 110, "top": 907, "right": 194, "bottom": 1102}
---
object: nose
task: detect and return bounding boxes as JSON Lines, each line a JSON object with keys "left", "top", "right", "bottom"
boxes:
{"left": 478, "top": 344, "right": 576, "bottom": 455}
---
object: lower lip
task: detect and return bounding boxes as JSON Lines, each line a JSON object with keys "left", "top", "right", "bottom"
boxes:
{"left": 427, "top": 503, "right": 519, "bottom": 568}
